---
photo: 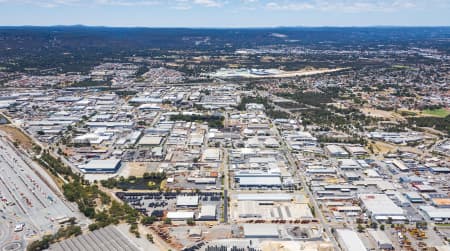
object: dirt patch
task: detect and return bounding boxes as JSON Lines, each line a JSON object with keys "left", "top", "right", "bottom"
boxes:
{"left": 361, "top": 108, "right": 403, "bottom": 120}
{"left": 369, "top": 140, "right": 396, "bottom": 155}
{"left": 0, "top": 125, "right": 34, "bottom": 150}
{"left": 118, "top": 162, "right": 148, "bottom": 178}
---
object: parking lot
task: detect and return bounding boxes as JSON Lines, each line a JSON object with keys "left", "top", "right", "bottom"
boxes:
{"left": 116, "top": 192, "right": 223, "bottom": 220}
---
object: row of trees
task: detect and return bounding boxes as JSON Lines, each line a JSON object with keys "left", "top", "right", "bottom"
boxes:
{"left": 170, "top": 114, "right": 225, "bottom": 129}
{"left": 27, "top": 222, "right": 81, "bottom": 250}
{"left": 408, "top": 115, "right": 450, "bottom": 135}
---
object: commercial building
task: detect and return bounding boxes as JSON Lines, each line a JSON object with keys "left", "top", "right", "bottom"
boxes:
{"left": 243, "top": 224, "right": 279, "bottom": 239}
{"left": 176, "top": 195, "right": 199, "bottom": 208}
{"left": 237, "top": 176, "right": 282, "bottom": 188}
{"left": 345, "top": 146, "right": 368, "bottom": 157}
{"left": 392, "top": 159, "right": 409, "bottom": 172}
{"left": 325, "top": 145, "right": 349, "bottom": 158}
{"left": 198, "top": 204, "right": 217, "bottom": 220}
{"left": 234, "top": 201, "right": 313, "bottom": 221}
{"left": 359, "top": 194, "right": 405, "bottom": 221}
{"left": 138, "top": 135, "right": 163, "bottom": 146}
{"left": 202, "top": 148, "right": 221, "bottom": 162}
{"left": 368, "top": 230, "right": 393, "bottom": 250}
{"left": 235, "top": 193, "right": 293, "bottom": 201}
{"left": 336, "top": 229, "right": 367, "bottom": 251}
{"left": 166, "top": 211, "right": 195, "bottom": 220}
{"left": 420, "top": 206, "right": 450, "bottom": 223}
{"left": 81, "top": 159, "right": 121, "bottom": 173}
{"left": 339, "top": 159, "right": 361, "bottom": 170}
{"left": 405, "top": 192, "right": 424, "bottom": 203}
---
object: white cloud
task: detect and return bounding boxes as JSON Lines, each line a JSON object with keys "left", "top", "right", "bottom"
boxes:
{"left": 264, "top": 0, "right": 436, "bottom": 13}
{"left": 94, "top": 0, "right": 160, "bottom": 6}
{"left": 0, "top": 0, "right": 447, "bottom": 12}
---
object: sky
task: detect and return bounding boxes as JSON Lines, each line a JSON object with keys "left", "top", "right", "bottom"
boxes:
{"left": 0, "top": 0, "right": 449, "bottom": 27}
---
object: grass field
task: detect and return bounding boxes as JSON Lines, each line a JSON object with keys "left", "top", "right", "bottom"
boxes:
{"left": 422, "top": 108, "right": 450, "bottom": 118}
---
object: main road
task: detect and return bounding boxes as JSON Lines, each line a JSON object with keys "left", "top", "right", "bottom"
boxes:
{"left": 270, "top": 119, "right": 339, "bottom": 248}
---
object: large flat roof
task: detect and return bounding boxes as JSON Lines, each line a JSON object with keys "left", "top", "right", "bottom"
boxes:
{"left": 235, "top": 193, "right": 293, "bottom": 201}
{"left": 238, "top": 177, "right": 281, "bottom": 186}
{"left": 176, "top": 195, "right": 199, "bottom": 207}
{"left": 359, "top": 194, "right": 404, "bottom": 217}
{"left": 167, "top": 211, "right": 195, "bottom": 219}
{"left": 138, "top": 135, "right": 163, "bottom": 145}
{"left": 84, "top": 159, "right": 121, "bottom": 170}
{"left": 420, "top": 206, "right": 450, "bottom": 219}
{"left": 336, "top": 229, "right": 367, "bottom": 251}
{"left": 49, "top": 226, "right": 139, "bottom": 251}
{"left": 243, "top": 224, "right": 279, "bottom": 238}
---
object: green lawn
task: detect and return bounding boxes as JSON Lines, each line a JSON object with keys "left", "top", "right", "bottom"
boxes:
{"left": 422, "top": 108, "right": 450, "bottom": 118}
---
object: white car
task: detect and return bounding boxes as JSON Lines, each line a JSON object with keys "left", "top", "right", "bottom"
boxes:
{"left": 14, "top": 223, "right": 25, "bottom": 232}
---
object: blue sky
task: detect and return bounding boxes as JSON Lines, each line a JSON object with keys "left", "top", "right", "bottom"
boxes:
{"left": 0, "top": 0, "right": 449, "bottom": 27}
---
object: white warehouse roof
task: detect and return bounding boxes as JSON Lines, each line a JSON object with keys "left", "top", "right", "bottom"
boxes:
{"left": 243, "top": 224, "right": 279, "bottom": 238}
{"left": 235, "top": 193, "right": 293, "bottom": 201}
{"left": 166, "top": 211, "right": 195, "bottom": 220}
{"left": 176, "top": 195, "right": 199, "bottom": 207}
{"left": 359, "top": 194, "right": 404, "bottom": 219}
{"left": 336, "top": 229, "right": 367, "bottom": 251}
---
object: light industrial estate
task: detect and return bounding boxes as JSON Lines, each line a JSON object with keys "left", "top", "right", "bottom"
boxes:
{"left": 0, "top": 27, "right": 449, "bottom": 251}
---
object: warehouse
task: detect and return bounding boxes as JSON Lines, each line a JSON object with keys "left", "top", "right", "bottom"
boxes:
{"left": 336, "top": 229, "right": 367, "bottom": 251}
{"left": 324, "top": 145, "right": 349, "bottom": 158}
{"left": 392, "top": 159, "right": 409, "bottom": 172}
{"left": 243, "top": 224, "right": 279, "bottom": 239}
{"left": 237, "top": 176, "right": 282, "bottom": 188}
{"left": 138, "top": 135, "right": 163, "bottom": 146}
{"left": 202, "top": 148, "right": 221, "bottom": 162}
{"left": 81, "top": 159, "right": 121, "bottom": 173}
{"left": 405, "top": 192, "right": 424, "bottom": 203}
{"left": 432, "top": 198, "right": 450, "bottom": 208}
{"left": 176, "top": 195, "right": 199, "bottom": 208}
{"left": 166, "top": 211, "right": 195, "bottom": 220}
{"left": 359, "top": 194, "right": 406, "bottom": 221}
{"left": 198, "top": 204, "right": 217, "bottom": 220}
{"left": 339, "top": 159, "right": 361, "bottom": 170}
{"left": 235, "top": 193, "right": 293, "bottom": 201}
{"left": 368, "top": 230, "right": 393, "bottom": 250}
{"left": 414, "top": 184, "right": 437, "bottom": 192}
{"left": 345, "top": 146, "right": 368, "bottom": 157}
{"left": 233, "top": 201, "right": 313, "bottom": 221}
{"left": 420, "top": 206, "right": 450, "bottom": 222}
{"left": 48, "top": 225, "right": 140, "bottom": 251}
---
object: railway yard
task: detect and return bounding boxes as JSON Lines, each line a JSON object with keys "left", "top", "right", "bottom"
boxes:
{"left": 0, "top": 136, "right": 86, "bottom": 251}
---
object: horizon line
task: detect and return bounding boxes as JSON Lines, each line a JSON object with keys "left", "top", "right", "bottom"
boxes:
{"left": 1, "top": 24, "right": 450, "bottom": 29}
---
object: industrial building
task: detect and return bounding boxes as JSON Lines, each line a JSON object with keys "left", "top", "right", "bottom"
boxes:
{"left": 324, "top": 145, "right": 349, "bottom": 158}
{"left": 336, "top": 229, "right": 367, "bottom": 251}
{"left": 243, "top": 224, "right": 279, "bottom": 239}
{"left": 166, "top": 211, "right": 195, "bottom": 220}
{"left": 81, "top": 159, "right": 121, "bottom": 173}
{"left": 198, "top": 204, "right": 217, "bottom": 220}
{"left": 176, "top": 195, "right": 199, "bottom": 208}
{"left": 359, "top": 194, "right": 406, "bottom": 221}
{"left": 202, "top": 148, "right": 221, "bottom": 162}
{"left": 138, "top": 135, "right": 164, "bottom": 146}
{"left": 233, "top": 201, "right": 313, "bottom": 221}
{"left": 237, "top": 176, "right": 282, "bottom": 188}
{"left": 420, "top": 206, "right": 450, "bottom": 222}
{"left": 48, "top": 226, "right": 140, "bottom": 251}
{"left": 368, "top": 230, "right": 393, "bottom": 250}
